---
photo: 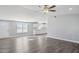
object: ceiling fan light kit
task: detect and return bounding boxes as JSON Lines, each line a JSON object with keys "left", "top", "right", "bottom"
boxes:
{"left": 39, "top": 5, "right": 56, "bottom": 13}
{"left": 39, "top": 5, "right": 56, "bottom": 18}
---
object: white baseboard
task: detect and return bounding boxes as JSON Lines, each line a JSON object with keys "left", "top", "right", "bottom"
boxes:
{"left": 47, "top": 36, "right": 79, "bottom": 44}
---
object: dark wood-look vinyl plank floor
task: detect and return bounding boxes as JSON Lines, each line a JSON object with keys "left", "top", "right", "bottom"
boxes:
{"left": 0, "top": 35, "right": 79, "bottom": 53}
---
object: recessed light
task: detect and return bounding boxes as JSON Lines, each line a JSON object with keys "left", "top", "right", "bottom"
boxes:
{"left": 69, "top": 8, "right": 72, "bottom": 10}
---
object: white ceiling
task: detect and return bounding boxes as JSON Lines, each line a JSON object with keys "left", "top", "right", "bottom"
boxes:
{"left": 0, "top": 5, "right": 79, "bottom": 22}
{"left": 0, "top": 5, "right": 47, "bottom": 22}
{"left": 20, "top": 5, "right": 79, "bottom": 16}
{"left": 0, "top": 5, "right": 79, "bottom": 18}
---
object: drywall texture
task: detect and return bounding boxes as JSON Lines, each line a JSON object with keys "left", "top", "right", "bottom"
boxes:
{"left": 48, "top": 14, "right": 79, "bottom": 42}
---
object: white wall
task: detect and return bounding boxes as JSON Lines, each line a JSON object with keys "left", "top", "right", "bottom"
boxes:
{"left": 48, "top": 14, "right": 79, "bottom": 43}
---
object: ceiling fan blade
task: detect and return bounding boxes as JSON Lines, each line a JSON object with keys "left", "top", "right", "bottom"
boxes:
{"left": 49, "top": 5, "right": 56, "bottom": 9}
{"left": 49, "top": 10, "right": 56, "bottom": 12}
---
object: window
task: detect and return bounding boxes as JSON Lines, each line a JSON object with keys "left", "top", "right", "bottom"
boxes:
{"left": 22, "top": 23, "right": 28, "bottom": 32}
{"left": 17, "top": 22, "right": 23, "bottom": 33}
{"left": 16, "top": 22, "right": 28, "bottom": 33}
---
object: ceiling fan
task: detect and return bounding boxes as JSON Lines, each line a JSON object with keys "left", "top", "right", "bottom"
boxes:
{"left": 39, "top": 5, "right": 56, "bottom": 13}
